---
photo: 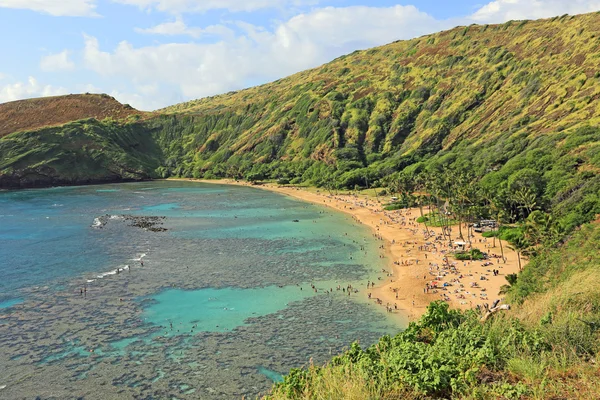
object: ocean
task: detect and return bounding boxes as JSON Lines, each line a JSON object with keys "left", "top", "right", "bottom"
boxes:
{"left": 0, "top": 181, "right": 404, "bottom": 399}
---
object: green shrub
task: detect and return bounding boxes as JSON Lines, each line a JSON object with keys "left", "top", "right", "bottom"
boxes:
{"left": 454, "top": 248, "right": 485, "bottom": 260}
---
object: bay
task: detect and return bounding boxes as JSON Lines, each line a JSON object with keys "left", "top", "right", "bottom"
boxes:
{"left": 0, "top": 181, "right": 404, "bottom": 399}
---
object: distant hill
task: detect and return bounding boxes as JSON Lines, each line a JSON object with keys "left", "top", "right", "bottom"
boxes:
{"left": 0, "top": 12, "right": 599, "bottom": 231}
{"left": 0, "top": 93, "right": 143, "bottom": 138}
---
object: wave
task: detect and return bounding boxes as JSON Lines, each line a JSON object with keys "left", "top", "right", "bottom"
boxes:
{"left": 91, "top": 218, "right": 103, "bottom": 228}
{"left": 95, "top": 265, "right": 130, "bottom": 279}
{"left": 86, "top": 249, "right": 146, "bottom": 283}
{"left": 87, "top": 264, "right": 131, "bottom": 283}
{"left": 131, "top": 253, "right": 147, "bottom": 262}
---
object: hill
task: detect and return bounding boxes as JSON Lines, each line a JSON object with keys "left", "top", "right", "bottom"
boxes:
{"left": 1, "top": 13, "right": 599, "bottom": 225}
{"left": 151, "top": 12, "right": 600, "bottom": 231}
{"left": 0, "top": 94, "right": 155, "bottom": 188}
{"left": 2, "top": 14, "right": 600, "bottom": 192}
{"left": 161, "top": 11, "right": 600, "bottom": 165}
{"left": 0, "top": 93, "right": 142, "bottom": 138}
{"left": 1, "top": 11, "right": 600, "bottom": 399}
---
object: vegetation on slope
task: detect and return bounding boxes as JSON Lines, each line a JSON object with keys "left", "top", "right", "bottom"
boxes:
{"left": 0, "top": 119, "right": 161, "bottom": 188}
{"left": 2, "top": 14, "right": 600, "bottom": 217}
{"left": 158, "top": 13, "right": 600, "bottom": 181}
{"left": 0, "top": 93, "right": 144, "bottom": 138}
{"left": 150, "top": 12, "right": 600, "bottom": 231}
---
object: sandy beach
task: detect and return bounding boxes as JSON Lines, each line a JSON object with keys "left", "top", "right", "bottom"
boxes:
{"left": 178, "top": 179, "right": 523, "bottom": 321}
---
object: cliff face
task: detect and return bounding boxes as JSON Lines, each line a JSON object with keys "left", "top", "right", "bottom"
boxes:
{"left": 0, "top": 119, "right": 160, "bottom": 189}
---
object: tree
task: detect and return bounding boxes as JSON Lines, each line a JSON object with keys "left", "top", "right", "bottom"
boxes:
{"left": 508, "top": 235, "right": 530, "bottom": 271}
{"left": 524, "top": 210, "right": 564, "bottom": 249}
{"left": 481, "top": 187, "right": 506, "bottom": 262}
{"left": 415, "top": 193, "right": 430, "bottom": 236}
{"left": 513, "top": 187, "right": 538, "bottom": 219}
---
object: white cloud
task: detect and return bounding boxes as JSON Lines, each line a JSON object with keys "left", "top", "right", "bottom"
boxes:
{"left": 40, "top": 50, "right": 76, "bottom": 72}
{"left": 82, "top": 5, "right": 442, "bottom": 107}
{"left": 8, "top": 0, "right": 600, "bottom": 110}
{"left": 279, "top": 5, "right": 441, "bottom": 50}
{"left": 0, "top": 77, "right": 68, "bottom": 103}
{"left": 0, "top": 0, "right": 98, "bottom": 17}
{"left": 108, "top": 89, "right": 167, "bottom": 110}
{"left": 135, "top": 18, "right": 233, "bottom": 38}
{"left": 471, "top": 0, "right": 600, "bottom": 23}
{"left": 113, "top": 0, "right": 320, "bottom": 14}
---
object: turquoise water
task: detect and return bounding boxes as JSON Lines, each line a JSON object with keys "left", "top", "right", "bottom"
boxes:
{"left": 0, "top": 298, "right": 22, "bottom": 309}
{"left": 0, "top": 181, "right": 401, "bottom": 399}
{"left": 258, "top": 366, "right": 284, "bottom": 383}
{"left": 144, "top": 286, "right": 315, "bottom": 333}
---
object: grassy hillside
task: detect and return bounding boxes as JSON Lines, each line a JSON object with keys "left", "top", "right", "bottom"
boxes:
{"left": 150, "top": 12, "right": 600, "bottom": 230}
{"left": 159, "top": 12, "right": 600, "bottom": 174}
{"left": 0, "top": 119, "right": 161, "bottom": 188}
{"left": 0, "top": 93, "right": 143, "bottom": 138}
{"left": 2, "top": 13, "right": 600, "bottom": 202}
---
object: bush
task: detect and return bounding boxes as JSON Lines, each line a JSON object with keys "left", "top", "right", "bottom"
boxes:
{"left": 455, "top": 248, "right": 485, "bottom": 260}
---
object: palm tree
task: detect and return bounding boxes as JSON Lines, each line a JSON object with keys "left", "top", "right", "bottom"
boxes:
{"left": 508, "top": 235, "right": 530, "bottom": 271}
{"left": 453, "top": 171, "right": 476, "bottom": 242}
{"left": 514, "top": 187, "right": 537, "bottom": 219}
{"left": 415, "top": 193, "right": 430, "bottom": 235}
{"left": 496, "top": 209, "right": 507, "bottom": 263}
{"left": 481, "top": 188, "right": 507, "bottom": 261}
{"left": 524, "top": 210, "right": 563, "bottom": 249}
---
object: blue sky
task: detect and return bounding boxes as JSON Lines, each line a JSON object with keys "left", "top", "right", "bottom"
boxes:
{"left": 0, "top": 0, "right": 599, "bottom": 110}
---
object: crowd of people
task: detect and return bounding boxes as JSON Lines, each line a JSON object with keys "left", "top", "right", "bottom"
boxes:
{"left": 312, "top": 191, "right": 515, "bottom": 316}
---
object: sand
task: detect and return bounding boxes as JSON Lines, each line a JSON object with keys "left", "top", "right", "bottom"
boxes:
{"left": 176, "top": 179, "right": 523, "bottom": 321}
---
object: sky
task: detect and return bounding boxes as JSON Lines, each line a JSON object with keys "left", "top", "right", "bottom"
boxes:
{"left": 1, "top": 1, "right": 600, "bottom": 110}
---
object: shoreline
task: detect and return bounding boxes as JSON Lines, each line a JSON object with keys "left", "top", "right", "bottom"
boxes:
{"left": 172, "top": 178, "right": 522, "bottom": 321}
